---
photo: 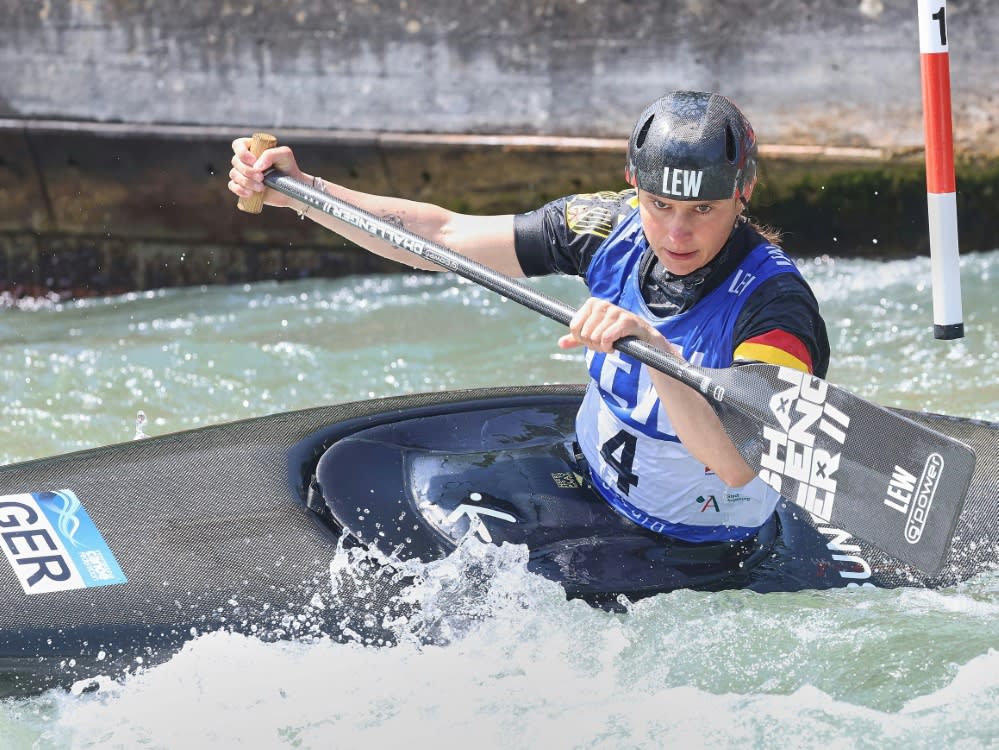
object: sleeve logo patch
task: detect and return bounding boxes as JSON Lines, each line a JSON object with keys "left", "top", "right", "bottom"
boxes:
{"left": 565, "top": 192, "right": 621, "bottom": 238}
{"left": 0, "top": 490, "right": 127, "bottom": 595}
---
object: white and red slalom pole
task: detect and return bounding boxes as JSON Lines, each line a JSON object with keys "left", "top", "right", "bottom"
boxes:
{"left": 918, "top": 0, "right": 964, "bottom": 340}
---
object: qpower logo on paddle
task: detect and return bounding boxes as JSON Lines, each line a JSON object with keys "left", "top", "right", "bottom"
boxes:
{"left": 0, "top": 490, "right": 127, "bottom": 595}
{"left": 758, "top": 368, "right": 850, "bottom": 522}
{"left": 883, "top": 454, "right": 944, "bottom": 544}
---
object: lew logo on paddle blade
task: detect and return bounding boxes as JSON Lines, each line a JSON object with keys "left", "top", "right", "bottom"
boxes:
{"left": 883, "top": 453, "right": 944, "bottom": 544}
{"left": 758, "top": 368, "right": 851, "bottom": 522}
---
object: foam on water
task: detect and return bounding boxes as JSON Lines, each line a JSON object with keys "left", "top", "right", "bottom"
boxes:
{"left": 3, "top": 535, "right": 999, "bottom": 749}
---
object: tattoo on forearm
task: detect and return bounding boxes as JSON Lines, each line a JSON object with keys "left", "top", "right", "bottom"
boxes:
{"left": 382, "top": 213, "right": 405, "bottom": 229}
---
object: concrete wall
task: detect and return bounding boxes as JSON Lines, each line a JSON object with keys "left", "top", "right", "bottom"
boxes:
{"left": 2, "top": 0, "right": 998, "bottom": 297}
{"left": 3, "top": 0, "right": 998, "bottom": 151}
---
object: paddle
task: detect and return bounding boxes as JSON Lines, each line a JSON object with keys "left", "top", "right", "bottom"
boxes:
{"left": 238, "top": 138, "right": 975, "bottom": 575}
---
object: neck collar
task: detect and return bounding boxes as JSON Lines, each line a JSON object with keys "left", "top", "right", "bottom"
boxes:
{"left": 640, "top": 217, "right": 749, "bottom": 315}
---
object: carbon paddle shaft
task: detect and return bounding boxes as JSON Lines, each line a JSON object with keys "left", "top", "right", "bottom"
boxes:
{"left": 262, "top": 170, "right": 976, "bottom": 574}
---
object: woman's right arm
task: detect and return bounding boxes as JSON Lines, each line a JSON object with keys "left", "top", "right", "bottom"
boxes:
{"left": 228, "top": 137, "right": 523, "bottom": 277}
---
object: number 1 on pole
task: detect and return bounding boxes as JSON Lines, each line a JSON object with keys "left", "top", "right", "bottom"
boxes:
{"left": 917, "top": 0, "right": 964, "bottom": 340}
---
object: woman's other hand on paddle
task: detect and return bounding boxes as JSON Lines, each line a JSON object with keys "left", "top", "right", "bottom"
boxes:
{"left": 228, "top": 138, "right": 305, "bottom": 209}
{"left": 558, "top": 298, "right": 677, "bottom": 354}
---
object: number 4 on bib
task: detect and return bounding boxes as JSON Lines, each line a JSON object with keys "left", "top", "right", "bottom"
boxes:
{"left": 600, "top": 430, "right": 639, "bottom": 494}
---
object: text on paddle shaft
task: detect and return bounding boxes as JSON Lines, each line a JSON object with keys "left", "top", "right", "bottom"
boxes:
{"left": 759, "top": 368, "right": 850, "bottom": 521}
{"left": 304, "top": 189, "right": 462, "bottom": 274}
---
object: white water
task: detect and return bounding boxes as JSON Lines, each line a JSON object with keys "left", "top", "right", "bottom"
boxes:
{"left": 1, "top": 251, "right": 998, "bottom": 749}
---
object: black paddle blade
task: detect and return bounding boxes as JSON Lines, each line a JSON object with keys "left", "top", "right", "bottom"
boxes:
{"left": 706, "top": 363, "right": 975, "bottom": 575}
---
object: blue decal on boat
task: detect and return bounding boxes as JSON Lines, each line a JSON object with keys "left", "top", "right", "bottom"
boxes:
{"left": 0, "top": 489, "right": 127, "bottom": 595}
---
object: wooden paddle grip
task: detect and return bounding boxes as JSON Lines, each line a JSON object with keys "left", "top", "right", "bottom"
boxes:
{"left": 236, "top": 132, "right": 279, "bottom": 214}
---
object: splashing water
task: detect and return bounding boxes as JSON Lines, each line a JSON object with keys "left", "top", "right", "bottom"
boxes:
{"left": 132, "top": 411, "right": 148, "bottom": 440}
{"left": 5, "top": 533, "right": 999, "bottom": 749}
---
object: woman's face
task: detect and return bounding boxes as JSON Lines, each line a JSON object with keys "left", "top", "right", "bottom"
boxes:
{"left": 636, "top": 189, "right": 743, "bottom": 276}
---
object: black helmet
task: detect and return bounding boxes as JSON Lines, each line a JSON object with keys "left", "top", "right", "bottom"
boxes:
{"left": 625, "top": 91, "right": 757, "bottom": 202}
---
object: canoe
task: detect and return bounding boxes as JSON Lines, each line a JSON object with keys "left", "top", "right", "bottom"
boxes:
{"left": 1, "top": 385, "right": 996, "bottom": 696}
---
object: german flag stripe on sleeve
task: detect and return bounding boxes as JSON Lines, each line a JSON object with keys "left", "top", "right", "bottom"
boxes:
{"left": 733, "top": 329, "right": 813, "bottom": 373}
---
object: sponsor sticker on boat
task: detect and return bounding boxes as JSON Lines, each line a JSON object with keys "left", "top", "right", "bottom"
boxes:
{"left": 0, "top": 489, "right": 127, "bottom": 595}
